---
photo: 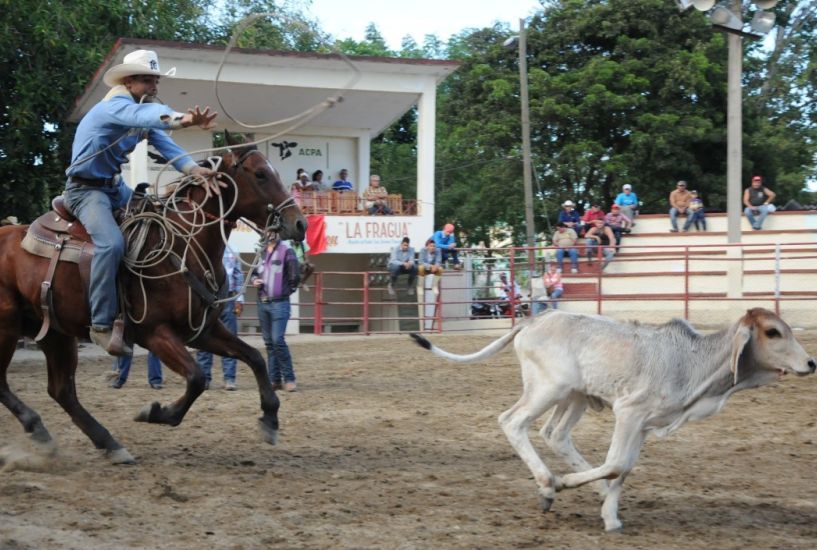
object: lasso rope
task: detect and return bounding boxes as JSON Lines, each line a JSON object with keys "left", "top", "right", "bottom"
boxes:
{"left": 120, "top": 12, "right": 354, "bottom": 335}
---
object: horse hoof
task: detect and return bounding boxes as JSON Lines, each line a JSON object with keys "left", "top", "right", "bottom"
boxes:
{"left": 258, "top": 419, "right": 278, "bottom": 446}
{"left": 133, "top": 402, "right": 161, "bottom": 423}
{"left": 107, "top": 447, "right": 136, "bottom": 465}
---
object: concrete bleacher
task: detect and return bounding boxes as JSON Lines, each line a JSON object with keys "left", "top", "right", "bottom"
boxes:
{"left": 554, "top": 210, "right": 817, "bottom": 326}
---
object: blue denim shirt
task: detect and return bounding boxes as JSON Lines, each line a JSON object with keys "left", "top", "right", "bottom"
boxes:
{"left": 67, "top": 89, "right": 197, "bottom": 181}
{"left": 223, "top": 248, "right": 244, "bottom": 304}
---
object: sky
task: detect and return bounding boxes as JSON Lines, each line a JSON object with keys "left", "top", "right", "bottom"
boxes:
{"left": 304, "top": 0, "right": 544, "bottom": 50}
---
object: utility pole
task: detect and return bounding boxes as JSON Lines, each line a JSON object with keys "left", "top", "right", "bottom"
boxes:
{"left": 518, "top": 18, "right": 536, "bottom": 268}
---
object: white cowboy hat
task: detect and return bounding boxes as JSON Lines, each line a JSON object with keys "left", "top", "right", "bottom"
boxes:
{"left": 103, "top": 50, "right": 176, "bottom": 87}
{"left": 562, "top": 200, "right": 575, "bottom": 207}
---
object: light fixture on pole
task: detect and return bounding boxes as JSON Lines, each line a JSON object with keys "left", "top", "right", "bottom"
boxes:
{"left": 504, "top": 19, "right": 536, "bottom": 268}
{"left": 677, "top": 0, "right": 778, "bottom": 246}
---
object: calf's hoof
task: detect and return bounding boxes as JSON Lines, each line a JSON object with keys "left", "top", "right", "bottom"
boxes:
{"left": 537, "top": 491, "right": 555, "bottom": 512}
{"left": 604, "top": 519, "right": 623, "bottom": 532}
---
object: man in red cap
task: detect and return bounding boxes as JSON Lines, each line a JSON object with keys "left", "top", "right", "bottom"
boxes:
{"left": 743, "top": 175, "right": 776, "bottom": 230}
{"left": 432, "top": 223, "right": 461, "bottom": 270}
{"left": 604, "top": 204, "right": 632, "bottom": 250}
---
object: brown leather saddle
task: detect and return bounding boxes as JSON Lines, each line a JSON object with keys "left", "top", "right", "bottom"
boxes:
{"left": 21, "top": 196, "right": 142, "bottom": 342}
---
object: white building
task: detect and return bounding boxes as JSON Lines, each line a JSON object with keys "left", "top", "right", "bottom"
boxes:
{"left": 69, "top": 38, "right": 459, "bottom": 333}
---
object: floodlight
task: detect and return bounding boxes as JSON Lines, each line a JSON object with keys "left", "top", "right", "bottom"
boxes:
{"left": 753, "top": 0, "right": 778, "bottom": 9}
{"left": 503, "top": 36, "right": 518, "bottom": 48}
{"left": 710, "top": 5, "right": 742, "bottom": 30}
{"left": 691, "top": 0, "right": 717, "bottom": 11}
{"left": 750, "top": 10, "right": 776, "bottom": 34}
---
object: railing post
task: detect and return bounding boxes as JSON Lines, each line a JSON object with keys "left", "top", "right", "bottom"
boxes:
{"left": 596, "top": 245, "right": 603, "bottom": 315}
{"left": 314, "top": 272, "right": 323, "bottom": 335}
{"left": 509, "top": 252, "right": 516, "bottom": 327}
{"left": 774, "top": 242, "right": 781, "bottom": 315}
{"left": 363, "top": 272, "right": 370, "bottom": 335}
{"left": 684, "top": 246, "right": 690, "bottom": 320}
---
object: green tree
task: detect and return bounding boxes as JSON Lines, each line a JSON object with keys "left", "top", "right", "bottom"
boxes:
{"left": 433, "top": 0, "right": 816, "bottom": 245}
{"left": 0, "top": 0, "right": 217, "bottom": 222}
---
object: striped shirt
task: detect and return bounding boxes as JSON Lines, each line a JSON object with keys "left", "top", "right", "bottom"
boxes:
{"left": 251, "top": 241, "right": 300, "bottom": 300}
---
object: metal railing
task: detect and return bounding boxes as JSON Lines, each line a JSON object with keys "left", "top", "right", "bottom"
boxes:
{"left": 237, "top": 241, "right": 817, "bottom": 335}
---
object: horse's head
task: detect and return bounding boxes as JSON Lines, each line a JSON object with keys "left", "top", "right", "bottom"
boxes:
{"left": 218, "top": 130, "right": 307, "bottom": 241}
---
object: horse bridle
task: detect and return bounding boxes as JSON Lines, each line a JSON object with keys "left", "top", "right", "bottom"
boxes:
{"left": 229, "top": 148, "right": 299, "bottom": 233}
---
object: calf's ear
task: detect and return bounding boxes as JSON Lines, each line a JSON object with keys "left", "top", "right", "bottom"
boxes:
{"left": 730, "top": 324, "right": 752, "bottom": 385}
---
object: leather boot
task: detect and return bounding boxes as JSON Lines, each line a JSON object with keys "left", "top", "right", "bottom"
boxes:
{"left": 90, "top": 321, "right": 132, "bottom": 357}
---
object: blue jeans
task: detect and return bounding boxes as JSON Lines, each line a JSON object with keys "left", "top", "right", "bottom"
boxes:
{"left": 64, "top": 182, "right": 132, "bottom": 328}
{"left": 195, "top": 301, "right": 238, "bottom": 383}
{"left": 441, "top": 247, "right": 460, "bottom": 266}
{"left": 669, "top": 207, "right": 690, "bottom": 231}
{"left": 555, "top": 248, "right": 578, "bottom": 271}
{"left": 685, "top": 210, "right": 707, "bottom": 231}
{"left": 388, "top": 262, "right": 417, "bottom": 286}
{"left": 585, "top": 242, "right": 615, "bottom": 267}
{"left": 744, "top": 205, "right": 771, "bottom": 229}
{"left": 533, "top": 288, "right": 563, "bottom": 315}
{"left": 258, "top": 299, "right": 295, "bottom": 383}
{"left": 113, "top": 351, "right": 163, "bottom": 386}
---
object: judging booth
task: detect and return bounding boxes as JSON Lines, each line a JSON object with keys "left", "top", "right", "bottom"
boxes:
{"left": 69, "top": 38, "right": 459, "bottom": 334}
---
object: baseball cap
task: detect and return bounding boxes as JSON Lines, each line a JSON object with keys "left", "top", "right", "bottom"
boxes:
{"left": 752, "top": 175, "right": 762, "bottom": 182}
{"left": 623, "top": 184, "right": 632, "bottom": 190}
{"left": 611, "top": 204, "right": 620, "bottom": 209}
{"left": 677, "top": 180, "right": 687, "bottom": 187}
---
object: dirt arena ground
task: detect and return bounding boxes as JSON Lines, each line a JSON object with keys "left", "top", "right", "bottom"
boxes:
{"left": 2, "top": 329, "right": 817, "bottom": 549}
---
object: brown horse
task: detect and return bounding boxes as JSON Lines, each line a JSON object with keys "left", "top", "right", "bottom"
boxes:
{"left": 0, "top": 131, "right": 307, "bottom": 464}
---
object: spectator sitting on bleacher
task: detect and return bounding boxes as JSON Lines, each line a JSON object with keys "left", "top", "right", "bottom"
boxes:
{"left": 552, "top": 222, "right": 579, "bottom": 274}
{"left": 581, "top": 203, "right": 606, "bottom": 226}
{"left": 604, "top": 204, "right": 631, "bottom": 250}
{"left": 669, "top": 180, "right": 692, "bottom": 232}
{"left": 584, "top": 219, "right": 616, "bottom": 268}
{"left": 432, "top": 223, "right": 461, "bottom": 270}
{"left": 558, "top": 200, "right": 583, "bottom": 235}
{"left": 743, "top": 175, "right": 776, "bottom": 230}
{"left": 684, "top": 190, "right": 707, "bottom": 231}
{"left": 363, "top": 174, "right": 393, "bottom": 215}
{"left": 614, "top": 184, "right": 639, "bottom": 225}
{"left": 332, "top": 168, "right": 353, "bottom": 192}
{"left": 418, "top": 239, "right": 444, "bottom": 295}
{"left": 387, "top": 236, "right": 416, "bottom": 297}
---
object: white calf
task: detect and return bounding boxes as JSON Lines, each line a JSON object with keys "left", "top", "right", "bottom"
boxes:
{"left": 410, "top": 308, "right": 816, "bottom": 531}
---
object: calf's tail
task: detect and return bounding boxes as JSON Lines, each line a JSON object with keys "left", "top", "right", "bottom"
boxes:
{"left": 409, "top": 323, "right": 526, "bottom": 364}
